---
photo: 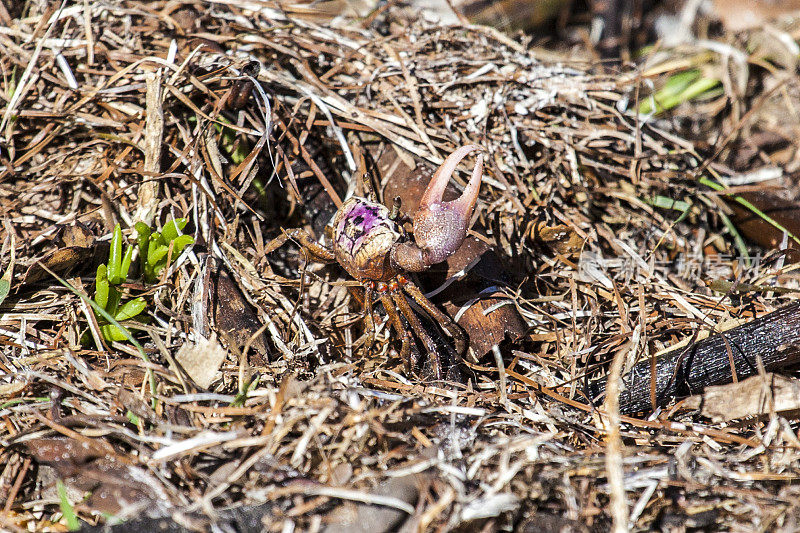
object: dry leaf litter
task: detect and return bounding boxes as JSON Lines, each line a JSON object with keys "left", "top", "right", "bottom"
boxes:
{"left": 1, "top": 1, "right": 800, "bottom": 531}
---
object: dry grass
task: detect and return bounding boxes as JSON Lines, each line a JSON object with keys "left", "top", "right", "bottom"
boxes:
{"left": 1, "top": 1, "right": 799, "bottom": 531}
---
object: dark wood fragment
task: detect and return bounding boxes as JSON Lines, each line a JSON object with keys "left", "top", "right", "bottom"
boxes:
{"left": 453, "top": 0, "right": 567, "bottom": 32}
{"left": 209, "top": 259, "right": 270, "bottom": 365}
{"left": 592, "top": 0, "right": 625, "bottom": 58}
{"left": 79, "top": 475, "right": 422, "bottom": 533}
{"left": 15, "top": 436, "right": 173, "bottom": 519}
{"left": 433, "top": 236, "right": 527, "bottom": 358}
{"left": 23, "top": 223, "right": 109, "bottom": 284}
{"left": 519, "top": 513, "right": 590, "bottom": 533}
{"left": 588, "top": 301, "right": 800, "bottom": 415}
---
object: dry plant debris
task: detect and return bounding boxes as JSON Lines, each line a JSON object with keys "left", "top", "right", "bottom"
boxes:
{"left": 1, "top": 1, "right": 800, "bottom": 531}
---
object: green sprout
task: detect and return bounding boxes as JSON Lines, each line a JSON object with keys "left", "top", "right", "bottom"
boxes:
{"left": 188, "top": 114, "right": 251, "bottom": 165}
{"left": 87, "top": 218, "right": 193, "bottom": 345}
{"left": 0, "top": 228, "right": 15, "bottom": 308}
{"left": 92, "top": 224, "right": 146, "bottom": 343}
{"left": 0, "top": 265, "right": 10, "bottom": 307}
{"left": 135, "top": 218, "right": 194, "bottom": 283}
{"left": 215, "top": 116, "right": 250, "bottom": 165}
{"left": 639, "top": 69, "right": 722, "bottom": 115}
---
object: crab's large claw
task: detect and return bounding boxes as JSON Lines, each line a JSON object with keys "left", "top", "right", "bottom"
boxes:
{"left": 390, "top": 145, "right": 484, "bottom": 272}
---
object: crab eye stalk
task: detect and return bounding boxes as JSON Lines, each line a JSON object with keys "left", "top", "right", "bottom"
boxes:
{"left": 391, "top": 145, "right": 484, "bottom": 272}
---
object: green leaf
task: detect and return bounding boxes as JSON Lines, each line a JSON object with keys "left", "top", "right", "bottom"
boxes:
{"left": 135, "top": 222, "right": 152, "bottom": 273}
{"left": 120, "top": 244, "right": 134, "bottom": 281}
{"left": 114, "top": 297, "right": 146, "bottom": 321}
{"left": 100, "top": 323, "right": 130, "bottom": 342}
{"left": 230, "top": 140, "right": 250, "bottom": 165}
{"left": 660, "top": 69, "right": 699, "bottom": 96}
{"left": 640, "top": 71, "right": 698, "bottom": 114}
{"left": 231, "top": 375, "right": 259, "bottom": 407}
{"left": 38, "top": 263, "right": 157, "bottom": 409}
{"left": 106, "top": 285, "right": 122, "bottom": 317}
{"left": 136, "top": 219, "right": 193, "bottom": 283}
{"left": 94, "top": 264, "right": 109, "bottom": 309}
{"left": 126, "top": 410, "right": 141, "bottom": 426}
{"left": 162, "top": 218, "right": 187, "bottom": 242}
{"left": 0, "top": 279, "right": 10, "bottom": 307}
{"left": 147, "top": 234, "right": 163, "bottom": 267}
{"left": 108, "top": 224, "right": 123, "bottom": 284}
{"left": 57, "top": 480, "right": 80, "bottom": 531}
{"left": 135, "top": 222, "right": 151, "bottom": 241}
{"left": 148, "top": 245, "right": 169, "bottom": 268}
{"left": 639, "top": 70, "right": 720, "bottom": 115}
{"left": 680, "top": 76, "right": 720, "bottom": 102}
{"left": 171, "top": 234, "right": 194, "bottom": 255}
{"left": 649, "top": 195, "right": 691, "bottom": 212}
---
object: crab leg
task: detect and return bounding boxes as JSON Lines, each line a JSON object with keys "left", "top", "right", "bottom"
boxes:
{"left": 402, "top": 280, "right": 466, "bottom": 356}
{"left": 264, "top": 228, "right": 335, "bottom": 263}
{"left": 379, "top": 292, "right": 413, "bottom": 372}
{"left": 391, "top": 291, "right": 443, "bottom": 380}
{"left": 358, "top": 283, "right": 375, "bottom": 350}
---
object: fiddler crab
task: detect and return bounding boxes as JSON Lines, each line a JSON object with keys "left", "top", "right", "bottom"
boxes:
{"left": 266, "top": 145, "right": 484, "bottom": 380}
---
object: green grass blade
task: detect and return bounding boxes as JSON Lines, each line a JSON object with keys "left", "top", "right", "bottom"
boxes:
{"left": 716, "top": 209, "right": 751, "bottom": 268}
{"left": 56, "top": 480, "right": 79, "bottom": 531}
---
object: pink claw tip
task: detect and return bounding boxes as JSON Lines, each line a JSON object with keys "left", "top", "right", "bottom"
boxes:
{"left": 419, "top": 145, "right": 483, "bottom": 211}
{"left": 413, "top": 145, "right": 484, "bottom": 265}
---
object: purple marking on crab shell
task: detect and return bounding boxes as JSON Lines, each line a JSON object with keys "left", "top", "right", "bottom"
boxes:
{"left": 335, "top": 199, "right": 393, "bottom": 255}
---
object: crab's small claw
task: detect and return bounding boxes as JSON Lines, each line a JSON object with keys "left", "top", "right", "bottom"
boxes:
{"left": 391, "top": 145, "right": 484, "bottom": 272}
